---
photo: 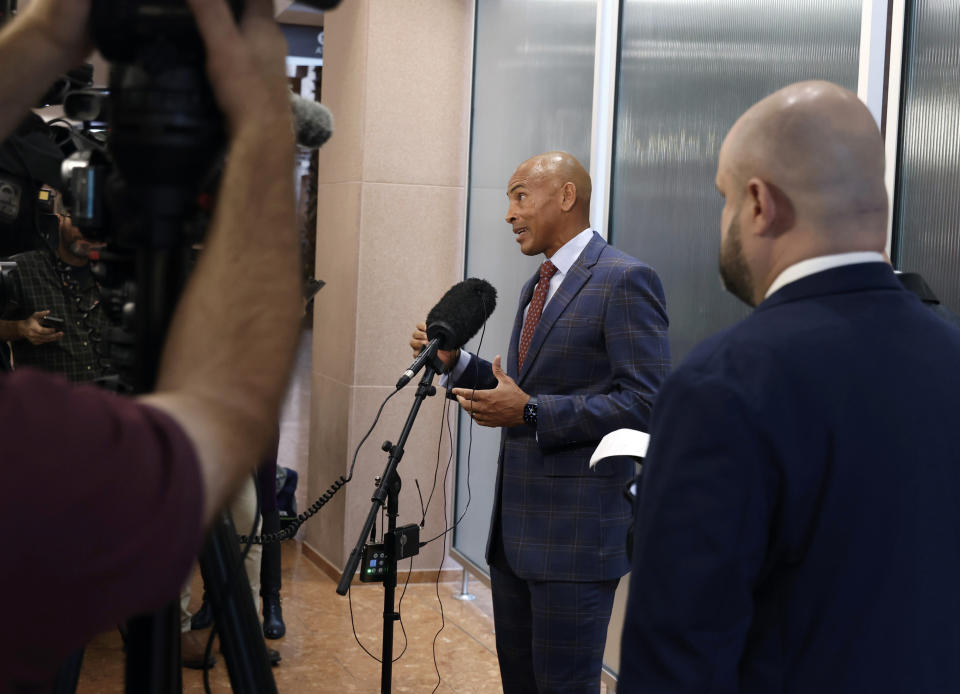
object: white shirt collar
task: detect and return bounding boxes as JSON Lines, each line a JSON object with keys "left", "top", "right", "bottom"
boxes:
{"left": 764, "top": 251, "right": 887, "bottom": 299}
{"left": 546, "top": 227, "right": 594, "bottom": 276}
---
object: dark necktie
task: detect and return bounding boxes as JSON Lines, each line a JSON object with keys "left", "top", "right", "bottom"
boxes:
{"left": 518, "top": 259, "right": 558, "bottom": 370}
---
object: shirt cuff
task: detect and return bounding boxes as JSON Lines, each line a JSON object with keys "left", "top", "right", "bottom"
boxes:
{"left": 439, "top": 349, "right": 472, "bottom": 388}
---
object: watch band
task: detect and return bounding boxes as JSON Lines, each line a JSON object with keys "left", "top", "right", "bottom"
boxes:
{"left": 523, "top": 396, "right": 539, "bottom": 428}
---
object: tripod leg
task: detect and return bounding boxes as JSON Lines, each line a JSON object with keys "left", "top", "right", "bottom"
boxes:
{"left": 199, "top": 511, "right": 277, "bottom": 694}
{"left": 51, "top": 648, "right": 84, "bottom": 694}
{"left": 124, "top": 603, "right": 182, "bottom": 694}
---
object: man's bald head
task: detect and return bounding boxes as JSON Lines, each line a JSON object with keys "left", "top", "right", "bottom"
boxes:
{"left": 506, "top": 151, "right": 593, "bottom": 258}
{"left": 720, "top": 81, "right": 887, "bottom": 234}
{"left": 715, "top": 81, "right": 888, "bottom": 305}
{"left": 517, "top": 151, "right": 593, "bottom": 212}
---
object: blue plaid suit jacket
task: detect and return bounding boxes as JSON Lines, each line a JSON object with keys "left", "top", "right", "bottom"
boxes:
{"left": 455, "top": 232, "right": 670, "bottom": 582}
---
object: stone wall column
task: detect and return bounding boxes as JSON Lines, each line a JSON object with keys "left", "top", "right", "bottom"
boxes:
{"left": 306, "top": 0, "right": 473, "bottom": 578}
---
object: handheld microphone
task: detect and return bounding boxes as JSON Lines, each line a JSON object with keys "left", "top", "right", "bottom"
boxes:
{"left": 397, "top": 278, "right": 497, "bottom": 390}
{"left": 290, "top": 93, "right": 334, "bottom": 150}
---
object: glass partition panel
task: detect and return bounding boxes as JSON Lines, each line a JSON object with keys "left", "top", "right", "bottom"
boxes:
{"left": 611, "top": 0, "right": 862, "bottom": 363}
{"left": 894, "top": 0, "right": 960, "bottom": 313}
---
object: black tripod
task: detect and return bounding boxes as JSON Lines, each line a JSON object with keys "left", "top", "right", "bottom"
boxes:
{"left": 336, "top": 346, "right": 444, "bottom": 693}
{"left": 118, "top": 214, "right": 277, "bottom": 694}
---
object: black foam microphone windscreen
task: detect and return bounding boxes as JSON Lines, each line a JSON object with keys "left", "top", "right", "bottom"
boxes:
{"left": 425, "top": 278, "right": 497, "bottom": 351}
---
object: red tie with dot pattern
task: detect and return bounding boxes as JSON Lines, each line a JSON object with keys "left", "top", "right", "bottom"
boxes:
{"left": 518, "top": 259, "right": 558, "bottom": 371}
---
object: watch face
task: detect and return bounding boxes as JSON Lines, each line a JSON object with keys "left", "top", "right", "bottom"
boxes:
{"left": 524, "top": 401, "right": 537, "bottom": 425}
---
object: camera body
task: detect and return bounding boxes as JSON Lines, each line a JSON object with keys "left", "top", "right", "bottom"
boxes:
{"left": 61, "top": 0, "right": 341, "bottom": 241}
{"left": 60, "top": 1, "right": 245, "bottom": 243}
{"left": 91, "top": 0, "right": 244, "bottom": 64}
{"left": 28, "top": 0, "right": 341, "bottom": 391}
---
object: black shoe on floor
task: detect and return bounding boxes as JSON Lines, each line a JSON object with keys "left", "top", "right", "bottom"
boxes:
{"left": 191, "top": 599, "right": 213, "bottom": 631}
{"left": 267, "top": 646, "right": 281, "bottom": 667}
{"left": 262, "top": 594, "right": 286, "bottom": 639}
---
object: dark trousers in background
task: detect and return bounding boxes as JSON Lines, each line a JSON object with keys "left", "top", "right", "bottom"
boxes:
{"left": 489, "top": 532, "right": 618, "bottom": 694}
{"left": 257, "top": 442, "right": 281, "bottom": 602}
{"left": 259, "top": 508, "right": 282, "bottom": 598}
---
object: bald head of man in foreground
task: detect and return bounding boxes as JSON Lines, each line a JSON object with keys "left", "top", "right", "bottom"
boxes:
{"left": 506, "top": 151, "right": 592, "bottom": 258}
{"left": 715, "top": 80, "right": 888, "bottom": 306}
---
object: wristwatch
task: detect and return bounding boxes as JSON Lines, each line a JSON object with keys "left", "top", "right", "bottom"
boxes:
{"left": 523, "top": 396, "right": 539, "bottom": 428}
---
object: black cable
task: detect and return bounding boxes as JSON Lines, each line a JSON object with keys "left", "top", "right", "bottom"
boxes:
{"left": 346, "top": 387, "right": 400, "bottom": 483}
{"left": 415, "top": 478, "right": 427, "bottom": 523}
{"left": 239, "top": 473, "right": 346, "bottom": 545}
{"left": 430, "top": 402, "right": 455, "bottom": 694}
{"left": 422, "top": 297, "right": 493, "bottom": 691}
{"left": 45, "top": 118, "right": 108, "bottom": 153}
{"left": 203, "top": 472, "right": 261, "bottom": 694}
{"left": 420, "top": 383, "right": 452, "bottom": 526}
{"left": 418, "top": 308, "right": 488, "bottom": 548}
{"left": 238, "top": 388, "right": 401, "bottom": 545}
{"left": 347, "top": 556, "right": 414, "bottom": 663}
{"left": 395, "top": 555, "right": 414, "bottom": 660}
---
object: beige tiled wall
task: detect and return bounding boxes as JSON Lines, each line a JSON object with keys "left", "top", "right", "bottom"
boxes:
{"left": 306, "top": 0, "right": 474, "bottom": 575}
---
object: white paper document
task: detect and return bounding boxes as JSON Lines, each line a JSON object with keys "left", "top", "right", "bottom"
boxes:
{"left": 589, "top": 428, "right": 650, "bottom": 469}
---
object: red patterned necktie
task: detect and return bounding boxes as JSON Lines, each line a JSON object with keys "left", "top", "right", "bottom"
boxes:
{"left": 518, "top": 259, "right": 558, "bottom": 370}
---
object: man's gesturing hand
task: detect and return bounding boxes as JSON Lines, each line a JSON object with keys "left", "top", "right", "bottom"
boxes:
{"left": 452, "top": 355, "right": 528, "bottom": 428}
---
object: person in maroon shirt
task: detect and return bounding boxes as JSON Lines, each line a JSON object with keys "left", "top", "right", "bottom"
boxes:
{"left": 0, "top": 0, "right": 303, "bottom": 689}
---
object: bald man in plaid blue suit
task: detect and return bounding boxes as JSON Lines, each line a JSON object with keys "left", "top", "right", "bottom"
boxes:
{"left": 412, "top": 152, "right": 669, "bottom": 692}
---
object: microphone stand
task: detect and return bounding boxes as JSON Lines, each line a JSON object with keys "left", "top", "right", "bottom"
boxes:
{"left": 336, "top": 343, "right": 445, "bottom": 693}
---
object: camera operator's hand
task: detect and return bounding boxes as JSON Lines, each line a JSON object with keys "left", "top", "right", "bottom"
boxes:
{"left": 19, "top": 311, "right": 63, "bottom": 345}
{"left": 0, "top": 0, "right": 92, "bottom": 142}
{"left": 187, "top": 0, "right": 293, "bottom": 139}
{"left": 18, "top": 0, "right": 94, "bottom": 70}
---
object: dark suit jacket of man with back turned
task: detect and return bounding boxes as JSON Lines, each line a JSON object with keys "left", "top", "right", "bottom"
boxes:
{"left": 452, "top": 231, "right": 669, "bottom": 688}
{"left": 620, "top": 260, "right": 960, "bottom": 693}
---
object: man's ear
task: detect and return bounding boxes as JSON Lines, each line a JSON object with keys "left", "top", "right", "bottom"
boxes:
{"left": 559, "top": 182, "right": 576, "bottom": 212}
{"left": 745, "top": 177, "right": 793, "bottom": 237}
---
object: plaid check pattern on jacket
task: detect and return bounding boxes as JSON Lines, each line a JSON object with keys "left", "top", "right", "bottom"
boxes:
{"left": 454, "top": 232, "right": 670, "bottom": 582}
{"left": 2, "top": 249, "right": 114, "bottom": 383}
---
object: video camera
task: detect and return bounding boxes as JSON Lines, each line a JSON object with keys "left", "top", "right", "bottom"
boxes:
{"left": 1, "top": 0, "right": 339, "bottom": 391}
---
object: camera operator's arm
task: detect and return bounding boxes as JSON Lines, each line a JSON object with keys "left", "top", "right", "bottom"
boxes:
{"left": 0, "top": 0, "right": 92, "bottom": 141}
{"left": 140, "top": 0, "right": 301, "bottom": 528}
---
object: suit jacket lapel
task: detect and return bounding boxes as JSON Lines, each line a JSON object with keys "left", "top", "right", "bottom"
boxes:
{"left": 517, "top": 233, "right": 605, "bottom": 385}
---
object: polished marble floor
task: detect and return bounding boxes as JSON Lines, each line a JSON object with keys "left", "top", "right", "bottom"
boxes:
{"left": 76, "top": 541, "right": 504, "bottom": 693}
